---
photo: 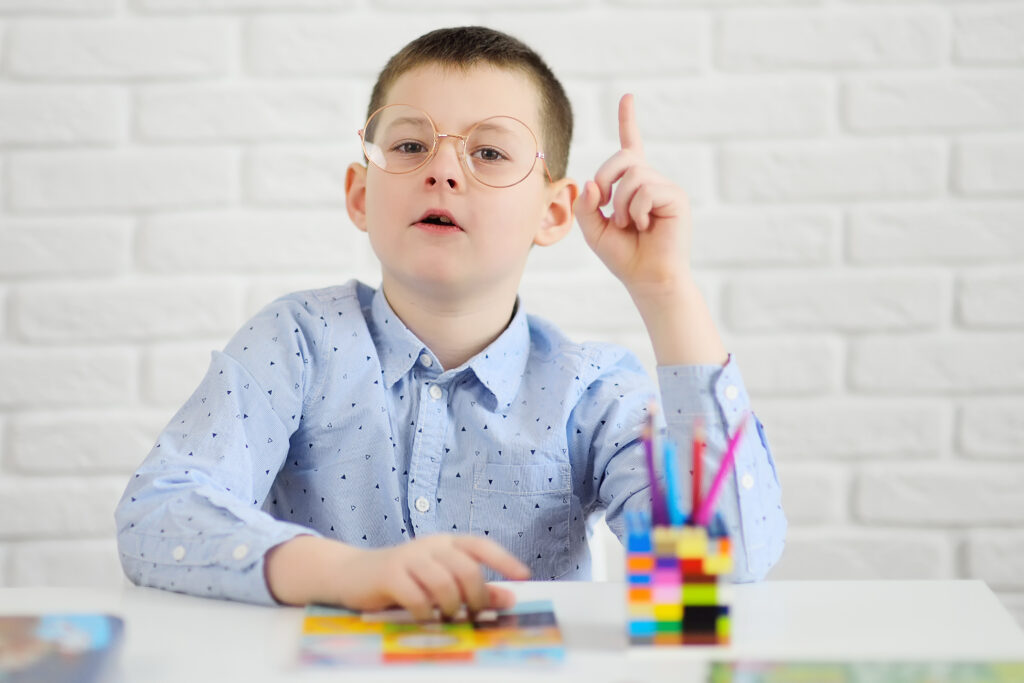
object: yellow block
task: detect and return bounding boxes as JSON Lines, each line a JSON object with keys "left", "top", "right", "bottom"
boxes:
{"left": 628, "top": 602, "right": 655, "bottom": 618}
{"left": 653, "top": 603, "right": 683, "bottom": 621}
{"left": 677, "top": 526, "right": 709, "bottom": 559}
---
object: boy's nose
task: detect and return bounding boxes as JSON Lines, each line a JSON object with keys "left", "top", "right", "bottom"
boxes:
{"left": 423, "top": 136, "right": 464, "bottom": 190}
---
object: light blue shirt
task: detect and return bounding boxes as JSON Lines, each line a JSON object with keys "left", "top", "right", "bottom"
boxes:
{"left": 115, "top": 280, "right": 786, "bottom": 606}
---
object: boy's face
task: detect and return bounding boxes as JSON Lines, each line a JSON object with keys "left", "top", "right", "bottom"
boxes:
{"left": 345, "top": 63, "right": 577, "bottom": 301}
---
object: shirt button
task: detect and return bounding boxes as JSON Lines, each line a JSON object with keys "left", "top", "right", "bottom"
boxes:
{"left": 415, "top": 496, "right": 431, "bottom": 513}
{"left": 428, "top": 384, "right": 443, "bottom": 400}
{"left": 232, "top": 544, "right": 249, "bottom": 560}
{"left": 741, "top": 473, "right": 755, "bottom": 490}
{"left": 725, "top": 385, "right": 739, "bottom": 400}
{"left": 172, "top": 545, "right": 186, "bottom": 561}
{"left": 419, "top": 354, "right": 433, "bottom": 368}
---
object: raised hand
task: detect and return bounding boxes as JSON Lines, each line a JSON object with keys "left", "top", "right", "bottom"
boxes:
{"left": 573, "top": 94, "right": 694, "bottom": 297}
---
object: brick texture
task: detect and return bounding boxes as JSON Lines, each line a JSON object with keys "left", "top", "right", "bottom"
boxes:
{"left": 0, "top": 3, "right": 1021, "bottom": 630}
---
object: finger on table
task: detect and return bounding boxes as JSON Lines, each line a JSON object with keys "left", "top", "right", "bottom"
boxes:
{"left": 455, "top": 536, "right": 531, "bottom": 581}
{"left": 486, "top": 584, "right": 518, "bottom": 610}
{"left": 390, "top": 569, "right": 434, "bottom": 621}
{"left": 411, "top": 559, "right": 462, "bottom": 619}
{"left": 445, "top": 549, "right": 490, "bottom": 614}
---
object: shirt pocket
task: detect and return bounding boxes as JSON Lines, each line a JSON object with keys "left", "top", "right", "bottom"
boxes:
{"left": 469, "top": 461, "right": 572, "bottom": 581}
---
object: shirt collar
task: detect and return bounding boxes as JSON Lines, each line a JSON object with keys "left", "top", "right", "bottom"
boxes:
{"left": 371, "top": 286, "right": 425, "bottom": 390}
{"left": 369, "top": 286, "right": 530, "bottom": 411}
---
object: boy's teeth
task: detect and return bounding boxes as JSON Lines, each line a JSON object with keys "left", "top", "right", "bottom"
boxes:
{"left": 438, "top": 216, "right": 452, "bottom": 224}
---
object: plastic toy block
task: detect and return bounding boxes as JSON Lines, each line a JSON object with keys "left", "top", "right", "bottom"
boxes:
{"left": 628, "top": 603, "right": 655, "bottom": 618}
{"left": 678, "top": 526, "right": 709, "bottom": 558}
{"left": 629, "top": 587, "right": 652, "bottom": 602}
{"left": 627, "top": 533, "right": 652, "bottom": 553}
{"left": 627, "top": 554, "right": 654, "bottom": 572}
{"left": 654, "top": 633, "right": 683, "bottom": 645}
{"left": 653, "top": 604, "right": 683, "bottom": 622}
{"left": 653, "top": 568, "right": 680, "bottom": 585}
{"left": 628, "top": 621, "right": 656, "bottom": 637}
{"left": 655, "top": 555, "right": 679, "bottom": 569}
{"left": 652, "top": 585, "right": 681, "bottom": 603}
{"left": 654, "top": 621, "right": 682, "bottom": 635}
{"left": 703, "top": 553, "right": 733, "bottom": 576}
{"left": 682, "top": 583, "right": 717, "bottom": 606}
{"left": 717, "top": 615, "right": 730, "bottom": 640}
{"left": 627, "top": 573, "right": 652, "bottom": 585}
{"left": 680, "top": 558, "right": 705, "bottom": 575}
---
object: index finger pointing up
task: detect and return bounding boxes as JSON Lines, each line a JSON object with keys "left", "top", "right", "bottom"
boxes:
{"left": 618, "top": 93, "right": 644, "bottom": 156}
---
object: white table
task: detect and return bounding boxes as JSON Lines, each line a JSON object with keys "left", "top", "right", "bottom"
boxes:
{"left": 2, "top": 580, "right": 1023, "bottom": 682}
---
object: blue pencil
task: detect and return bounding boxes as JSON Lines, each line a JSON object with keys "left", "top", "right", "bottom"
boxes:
{"left": 662, "top": 439, "right": 684, "bottom": 526}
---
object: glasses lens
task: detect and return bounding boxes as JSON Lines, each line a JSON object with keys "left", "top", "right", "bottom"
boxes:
{"left": 362, "top": 105, "right": 435, "bottom": 174}
{"left": 466, "top": 116, "right": 538, "bottom": 187}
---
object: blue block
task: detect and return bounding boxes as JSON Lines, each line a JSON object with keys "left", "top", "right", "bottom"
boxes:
{"left": 628, "top": 621, "right": 657, "bottom": 637}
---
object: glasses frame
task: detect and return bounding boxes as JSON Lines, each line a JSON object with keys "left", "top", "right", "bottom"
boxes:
{"left": 358, "top": 103, "right": 553, "bottom": 188}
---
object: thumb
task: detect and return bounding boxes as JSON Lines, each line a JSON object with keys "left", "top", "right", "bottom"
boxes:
{"left": 574, "top": 180, "right": 607, "bottom": 244}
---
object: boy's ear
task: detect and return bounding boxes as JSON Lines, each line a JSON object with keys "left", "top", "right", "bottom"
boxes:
{"left": 533, "top": 177, "right": 579, "bottom": 247}
{"left": 345, "top": 163, "right": 368, "bottom": 233}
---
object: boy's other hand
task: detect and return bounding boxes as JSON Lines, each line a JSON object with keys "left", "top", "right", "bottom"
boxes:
{"left": 574, "top": 93, "right": 694, "bottom": 299}
{"left": 337, "top": 534, "right": 530, "bottom": 621}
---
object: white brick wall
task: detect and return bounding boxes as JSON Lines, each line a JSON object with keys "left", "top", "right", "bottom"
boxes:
{"left": 0, "top": 0, "right": 1022, "bottom": 630}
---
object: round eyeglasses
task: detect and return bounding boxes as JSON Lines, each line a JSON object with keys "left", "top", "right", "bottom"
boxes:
{"left": 358, "top": 104, "right": 552, "bottom": 188}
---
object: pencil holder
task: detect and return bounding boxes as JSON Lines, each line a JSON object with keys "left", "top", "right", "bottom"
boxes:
{"left": 625, "top": 513, "right": 732, "bottom": 646}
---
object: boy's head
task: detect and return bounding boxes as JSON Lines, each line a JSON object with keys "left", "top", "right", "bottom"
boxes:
{"left": 368, "top": 26, "right": 573, "bottom": 181}
{"left": 345, "top": 27, "right": 579, "bottom": 301}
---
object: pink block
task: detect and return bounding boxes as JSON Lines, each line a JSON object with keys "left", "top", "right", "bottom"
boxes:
{"left": 653, "top": 584, "right": 681, "bottom": 603}
{"left": 653, "top": 569, "right": 680, "bottom": 585}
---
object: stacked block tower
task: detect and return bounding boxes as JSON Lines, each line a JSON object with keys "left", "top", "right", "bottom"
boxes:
{"left": 626, "top": 512, "right": 733, "bottom": 646}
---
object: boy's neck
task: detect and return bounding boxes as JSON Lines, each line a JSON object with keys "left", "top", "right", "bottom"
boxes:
{"left": 379, "top": 277, "right": 518, "bottom": 372}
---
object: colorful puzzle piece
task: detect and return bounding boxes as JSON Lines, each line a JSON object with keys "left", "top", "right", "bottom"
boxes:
{"left": 299, "top": 599, "right": 564, "bottom": 666}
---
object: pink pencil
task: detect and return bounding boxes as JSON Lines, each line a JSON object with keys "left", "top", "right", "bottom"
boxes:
{"left": 695, "top": 412, "right": 750, "bottom": 526}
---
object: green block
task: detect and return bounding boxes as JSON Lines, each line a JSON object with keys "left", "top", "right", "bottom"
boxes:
{"left": 655, "top": 620, "right": 682, "bottom": 633}
{"left": 717, "top": 615, "right": 730, "bottom": 639}
{"left": 682, "top": 583, "right": 718, "bottom": 605}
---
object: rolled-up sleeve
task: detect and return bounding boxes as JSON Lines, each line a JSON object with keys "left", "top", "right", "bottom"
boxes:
{"left": 656, "top": 354, "right": 787, "bottom": 581}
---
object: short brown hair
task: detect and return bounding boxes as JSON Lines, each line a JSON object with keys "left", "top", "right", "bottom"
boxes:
{"left": 367, "top": 26, "right": 573, "bottom": 181}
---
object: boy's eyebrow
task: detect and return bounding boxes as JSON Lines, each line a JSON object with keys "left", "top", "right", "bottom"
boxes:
{"left": 472, "top": 121, "right": 520, "bottom": 134}
{"left": 382, "top": 115, "right": 432, "bottom": 129}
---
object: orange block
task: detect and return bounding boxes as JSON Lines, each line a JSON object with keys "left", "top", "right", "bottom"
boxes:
{"left": 627, "top": 555, "right": 655, "bottom": 572}
{"left": 629, "top": 587, "right": 652, "bottom": 602}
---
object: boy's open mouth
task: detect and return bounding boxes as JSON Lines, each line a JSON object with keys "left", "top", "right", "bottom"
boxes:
{"left": 413, "top": 209, "right": 463, "bottom": 232}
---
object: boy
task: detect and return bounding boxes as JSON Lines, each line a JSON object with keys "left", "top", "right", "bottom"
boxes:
{"left": 115, "top": 26, "right": 785, "bottom": 619}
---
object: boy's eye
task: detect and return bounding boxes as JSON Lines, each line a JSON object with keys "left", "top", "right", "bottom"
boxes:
{"left": 471, "top": 147, "right": 510, "bottom": 163}
{"left": 392, "top": 140, "right": 430, "bottom": 155}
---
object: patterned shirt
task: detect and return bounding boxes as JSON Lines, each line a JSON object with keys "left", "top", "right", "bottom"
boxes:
{"left": 115, "top": 279, "right": 786, "bottom": 605}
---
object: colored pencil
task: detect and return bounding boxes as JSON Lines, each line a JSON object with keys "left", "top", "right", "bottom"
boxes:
{"left": 691, "top": 418, "right": 704, "bottom": 525}
{"left": 695, "top": 412, "right": 750, "bottom": 526}
{"left": 662, "top": 439, "right": 683, "bottom": 526}
{"left": 642, "top": 403, "right": 669, "bottom": 526}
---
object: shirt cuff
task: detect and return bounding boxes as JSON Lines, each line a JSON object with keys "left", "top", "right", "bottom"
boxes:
{"left": 656, "top": 353, "right": 750, "bottom": 432}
